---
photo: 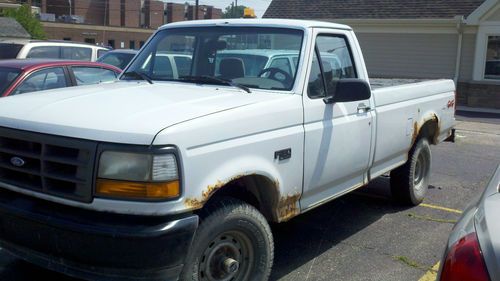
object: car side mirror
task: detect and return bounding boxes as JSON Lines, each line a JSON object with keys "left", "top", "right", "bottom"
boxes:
{"left": 323, "top": 79, "right": 371, "bottom": 104}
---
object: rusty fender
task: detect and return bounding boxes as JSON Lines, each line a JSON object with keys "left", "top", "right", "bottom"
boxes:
{"left": 184, "top": 175, "right": 302, "bottom": 222}
{"left": 411, "top": 113, "right": 440, "bottom": 147}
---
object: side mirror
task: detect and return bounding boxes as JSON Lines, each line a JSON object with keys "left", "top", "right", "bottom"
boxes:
{"left": 323, "top": 79, "right": 371, "bottom": 104}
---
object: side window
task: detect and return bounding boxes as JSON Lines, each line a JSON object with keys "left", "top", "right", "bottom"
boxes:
{"left": 308, "top": 52, "right": 326, "bottom": 98}
{"left": 27, "top": 46, "right": 60, "bottom": 59}
{"left": 267, "top": 58, "right": 294, "bottom": 81}
{"left": 13, "top": 67, "right": 67, "bottom": 95}
{"left": 307, "top": 34, "right": 357, "bottom": 98}
{"left": 269, "top": 57, "right": 292, "bottom": 76}
{"left": 152, "top": 56, "right": 174, "bottom": 79}
{"left": 61, "top": 47, "right": 92, "bottom": 61}
{"left": 98, "top": 49, "right": 109, "bottom": 58}
{"left": 72, "top": 67, "right": 117, "bottom": 86}
{"left": 174, "top": 56, "right": 192, "bottom": 77}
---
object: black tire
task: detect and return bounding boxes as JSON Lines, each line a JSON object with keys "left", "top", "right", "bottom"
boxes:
{"left": 390, "top": 138, "right": 432, "bottom": 205}
{"left": 181, "top": 198, "right": 274, "bottom": 281}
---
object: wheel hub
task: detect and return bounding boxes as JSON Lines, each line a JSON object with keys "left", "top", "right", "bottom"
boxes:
{"left": 199, "top": 232, "right": 252, "bottom": 281}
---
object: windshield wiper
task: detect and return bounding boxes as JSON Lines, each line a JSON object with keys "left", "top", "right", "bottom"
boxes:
{"left": 122, "top": 71, "right": 153, "bottom": 84}
{"left": 180, "top": 75, "right": 251, "bottom": 93}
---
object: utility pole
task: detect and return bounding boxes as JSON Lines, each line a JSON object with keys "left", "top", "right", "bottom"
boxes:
{"left": 195, "top": 0, "right": 199, "bottom": 20}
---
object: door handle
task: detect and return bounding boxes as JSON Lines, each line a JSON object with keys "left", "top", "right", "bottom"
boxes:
{"left": 357, "top": 103, "right": 371, "bottom": 113}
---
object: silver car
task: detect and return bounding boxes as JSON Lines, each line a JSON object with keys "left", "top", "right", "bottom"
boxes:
{"left": 438, "top": 164, "right": 500, "bottom": 281}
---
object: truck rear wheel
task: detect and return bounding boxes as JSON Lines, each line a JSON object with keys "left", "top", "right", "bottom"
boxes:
{"left": 181, "top": 198, "right": 274, "bottom": 281}
{"left": 390, "top": 138, "right": 432, "bottom": 205}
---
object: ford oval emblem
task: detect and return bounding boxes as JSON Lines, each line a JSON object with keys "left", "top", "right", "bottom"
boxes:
{"left": 10, "top": 156, "right": 26, "bottom": 167}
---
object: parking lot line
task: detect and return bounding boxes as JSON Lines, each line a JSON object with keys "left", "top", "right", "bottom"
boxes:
{"left": 420, "top": 203, "right": 463, "bottom": 214}
{"left": 418, "top": 262, "right": 440, "bottom": 281}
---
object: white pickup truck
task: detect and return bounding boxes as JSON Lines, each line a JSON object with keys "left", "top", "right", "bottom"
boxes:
{"left": 0, "top": 19, "right": 455, "bottom": 281}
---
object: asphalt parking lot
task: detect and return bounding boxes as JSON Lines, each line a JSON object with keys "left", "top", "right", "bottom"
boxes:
{"left": 0, "top": 113, "right": 499, "bottom": 281}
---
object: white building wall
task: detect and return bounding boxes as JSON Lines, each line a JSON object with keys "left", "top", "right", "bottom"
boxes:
{"left": 458, "top": 33, "right": 477, "bottom": 81}
{"left": 355, "top": 32, "right": 458, "bottom": 79}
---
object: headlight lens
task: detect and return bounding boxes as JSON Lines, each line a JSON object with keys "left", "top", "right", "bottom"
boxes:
{"left": 96, "top": 151, "right": 180, "bottom": 200}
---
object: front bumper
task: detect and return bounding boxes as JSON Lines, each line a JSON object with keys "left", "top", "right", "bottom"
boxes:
{"left": 0, "top": 188, "right": 198, "bottom": 281}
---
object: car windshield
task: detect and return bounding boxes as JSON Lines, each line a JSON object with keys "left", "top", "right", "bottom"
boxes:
{"left": 0, "top": 44, "right": 23, "bottom": 59}
{"left": 98, "top": 52, "right": 137, "bottom": 69}
{"left": 0, "top": 67, "right": 21, "bottom": 95}
{"left": 122, "top": 26, "right": 304, "bottom": 91}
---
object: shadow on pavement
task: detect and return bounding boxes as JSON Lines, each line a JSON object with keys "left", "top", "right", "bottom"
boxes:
{"left": 270, "top": 177, "right": 411, "bottom": 280}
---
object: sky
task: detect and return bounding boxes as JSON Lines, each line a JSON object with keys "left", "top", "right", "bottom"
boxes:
{"left": 162, "top": 0, "right": 272, "bottom": 18}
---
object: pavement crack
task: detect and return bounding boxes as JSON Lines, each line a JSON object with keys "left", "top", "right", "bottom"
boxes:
{"left": 393, "top": 256, "right": 436, "bottom": 272}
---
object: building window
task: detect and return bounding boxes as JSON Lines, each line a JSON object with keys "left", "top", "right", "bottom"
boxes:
{"left": 485, "top": 36, "right": 500, "bottom": 80}
{"left": 85, "top": 38, "right": 96, "bottom": 44}
{"left": 140, "top": 41, "right": 145, "bottom": 48}
{"left": 108, "top": 40, "right": 115, "bottom": 49}
{"left": 130, "top": 40, "right": 136, "bottom": 50}
{"left": 63, "top": 37, "right": 71, "bottom": 41}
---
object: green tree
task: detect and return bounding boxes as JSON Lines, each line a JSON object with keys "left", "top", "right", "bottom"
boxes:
{"left": 222, "top": 5, "right": 247, "bottom": 18}
{"left": 3, "top": 4, "right": 46, "bottom": 39}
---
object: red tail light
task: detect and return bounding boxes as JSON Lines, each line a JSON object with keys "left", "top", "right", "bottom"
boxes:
{"left": 440, "top": 232, "right": 490, "bottom": 281}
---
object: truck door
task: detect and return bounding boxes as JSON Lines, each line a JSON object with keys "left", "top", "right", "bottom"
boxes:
{"left": 301, "top": 29, "right": 374, "bottom": 210}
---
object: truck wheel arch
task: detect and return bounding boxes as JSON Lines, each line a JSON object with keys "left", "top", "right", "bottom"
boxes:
{"left": 186, "top": 174, "right": 287, "bottom": 223}
{"left": 414, "top": 112, "right": 440, "bottom": 146}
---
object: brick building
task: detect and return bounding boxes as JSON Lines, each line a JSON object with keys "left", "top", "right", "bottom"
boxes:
{"left": 0, "top": 0, "right": 222, "bottom": 50}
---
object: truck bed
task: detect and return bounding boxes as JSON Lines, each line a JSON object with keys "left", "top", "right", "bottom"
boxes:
{"left": 370, "top": 78, "right": 428, "bottom": 90}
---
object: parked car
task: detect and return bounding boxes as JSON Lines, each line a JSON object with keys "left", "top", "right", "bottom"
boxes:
{"left": 138, "top": 52, "right": 193, "bottom": 78}
{"left": 0, "top": 19, "right": 456, "bottom": 281}
{"left": 438, "top": 164, "right": 500, "bottom": 281}
{"left": 96, "top": 49, "right": 138, "bottom": 70}
{"left": 0, "top": 59, "right": 121, "bottom": 97}
{"left": 0, "top": 39, "right": 109, "bottom": 61}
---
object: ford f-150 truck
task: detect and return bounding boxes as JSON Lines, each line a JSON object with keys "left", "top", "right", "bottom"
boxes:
{"left": 0, "top": 19, "right": 455, "bottom": 281}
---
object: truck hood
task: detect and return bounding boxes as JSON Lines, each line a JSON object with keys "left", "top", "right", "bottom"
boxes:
{"left": 0, "top": 81, "right": 285, "bottom": 144}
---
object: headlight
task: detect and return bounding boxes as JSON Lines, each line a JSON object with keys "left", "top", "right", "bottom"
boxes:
{"left": 96, "top": 151, "right": 180, "bottom": 200}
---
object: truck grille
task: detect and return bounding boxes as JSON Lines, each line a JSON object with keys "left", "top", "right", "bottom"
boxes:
{"left": 0, "top": 127, "right": 97, "bottom": 203}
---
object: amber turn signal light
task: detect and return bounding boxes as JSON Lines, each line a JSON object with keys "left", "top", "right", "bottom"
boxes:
{"left": 96, "top": 179, "right": 180, "bottom": 200}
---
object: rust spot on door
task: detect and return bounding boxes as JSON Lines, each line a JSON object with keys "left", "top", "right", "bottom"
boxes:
{"left": 276, "top": 192, "right": 301, "bottom": 222}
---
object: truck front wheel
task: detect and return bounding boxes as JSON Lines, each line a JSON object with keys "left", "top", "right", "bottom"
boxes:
{"left": 181, "top": 198, "right": 274, "bottom": 281}
{"left": 390, "top": 138, "right": 432, "bottom": 205}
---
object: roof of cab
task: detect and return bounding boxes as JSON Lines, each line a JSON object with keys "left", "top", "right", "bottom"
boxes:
{"left": 159, "top": 18, "right": 352, "bottom": 31}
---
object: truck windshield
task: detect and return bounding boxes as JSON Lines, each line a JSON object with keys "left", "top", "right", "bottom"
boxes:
{"left": 122, "top": 27, "right": 304, "bottom": 91}
{"left": 0, "top": 67, "right": 21, "bottom": 95}
{"left": 0, "top": 44, "right": 23, "bottom": 59}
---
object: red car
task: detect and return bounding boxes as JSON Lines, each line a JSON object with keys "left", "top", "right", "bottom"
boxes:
{"left": 0, "top": 59, "right": 122, "bottom": 97}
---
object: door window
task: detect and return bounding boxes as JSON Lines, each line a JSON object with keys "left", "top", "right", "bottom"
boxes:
{"left": 98, "top": 49, "right": 109, "bottom": 58}
{"left": 0, "top": 43, "right": 23, "bottom": 59}
{"left": 174, "top": 56, "right": 192, "bottom": 77}
{"left": 13, "top": 67, "right": 67, "bottom": 95}
{"left": 269, "top": 57, "right": 293, "bottom": 78}
{"left": 308, "top": 35, "right": 357, "bottom": 98}
{"left": 61, "top": 47, "right": 92, "bottom": 61}
{"left": 72, "top": 67, "right": 117, "bottom": 86}
{"left": 27, "top": 46, "right": 60, "bottom": 59}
